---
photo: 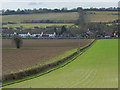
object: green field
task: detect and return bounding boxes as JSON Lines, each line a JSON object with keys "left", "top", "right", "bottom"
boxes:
{"left": 4, "top": 39, "right": 118, "bottom": 88}
{"left": 2, "top": 11, "right": 118, "bottom": 24}
{"left": 2, "top": 12, "right": 79, "bottom": 24}
{"left": 85, "top": 11, "right": 118, "bottom": 22}
{"left": 85, "top": 14, "right": 117, "bottom": 22}
{"left": 86, "top": 11, "right": 118, "bottom": 15}
{"left": 2, "top": 23, "right": 74, "bottom": 29}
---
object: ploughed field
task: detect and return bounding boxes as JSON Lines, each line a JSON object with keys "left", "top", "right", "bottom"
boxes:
{"left": 4, "top": 39, "right": 118, "bottom": 88}
{"left": 2, "top": 39, "right": 92, "bottom": 76}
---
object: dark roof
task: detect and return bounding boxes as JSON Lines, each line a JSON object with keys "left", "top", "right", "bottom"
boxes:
{"left": 42, "top": 35, "right": 49, "bottom": 37}
{"left": 44, "top": 32, "right": 55, "bottom": 34}
{"left": 16, "top": 31, "right": 28, "bottom": 34}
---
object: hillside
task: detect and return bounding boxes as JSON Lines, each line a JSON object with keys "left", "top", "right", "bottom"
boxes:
{"left": 2, "top": 12, "right": 79, "bottom": 24}
{"left": 2, "top": 11, "right": 118, "bottom": 24}
{"left": 85, "top": 14, "right": 117, "bottom": 22}
{"left": 85, "top": 11, "right": 118, "bottom": 22}
{"left": 4, "top": 39, "right": 118, "bottom": 88}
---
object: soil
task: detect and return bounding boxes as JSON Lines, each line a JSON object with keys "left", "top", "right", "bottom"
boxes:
{"left": 2, "top": 39, "right": 92, "bottom": 76}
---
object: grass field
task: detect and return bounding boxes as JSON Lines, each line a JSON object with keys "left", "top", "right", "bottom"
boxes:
{"left": 2, "top": 23, "right": 74, "bottom": 29}
{"left": 4, "top": 39, "right": 118, "bottom": 88}
{"left": 2, "top": 12, "right": 79, "bottom": 24}
{"left": 2, "top": 11, "right": 118, "bottom": 24}
{"left": 85, "top": 14, "right": 118, "bottom": 22}
{"left": 86, "top": 11, "right": 118, "bottom": 15}
{"left": 2, "top": 39, "right": 92, "bottom": 76}
{"left": 85, "top": 11, "right": 118, "bottom": 22}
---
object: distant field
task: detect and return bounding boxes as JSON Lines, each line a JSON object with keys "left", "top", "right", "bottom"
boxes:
{"left": 2, "top": 39, "right": 92, "bottom": 76}
{"left": 4, "top": 39, "right": 118, "bottom": 88}
{"left": 2, "top": 12, "right": 79, "bottom": 24}
{"left": 85, "top": 14, "right": 118, "bottom": 22}
{"left": 2, "top": 11, "right": 118, "bottom": 24}
{"left": 86, "top": 11, "right": 118, "bottom": 15}
{"left": 2, "top": 23, "right": 74, "bottom": 29}
{"left": 85, "top": 11, "right": 118, "bottom": 22}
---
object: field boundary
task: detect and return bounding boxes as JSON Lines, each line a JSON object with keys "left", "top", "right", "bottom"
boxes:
{"left": 2, "top": 39, "right": 96, "bottom": 87}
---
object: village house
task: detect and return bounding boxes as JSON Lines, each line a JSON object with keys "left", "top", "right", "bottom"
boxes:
{"left": 13, "top": 32, "right": 56, "bottom": 37}
{"left": 31, "top": 33, "right": 41, "bottom": 37}
{"left": 2, "top": 31, "right": 14, "bottom": 37}
{"left": 13, "top": 27, "right": 21, "bottom": 30}
{"left": 104, "top": 33, "right": 112, "bottom": 38}
{"left": 86, "top": 29, "right": 94, "bottom": 37}
{"left": 41, "top": 32, "right": 56, "bottom": 37}
{"left": 105, "top": 35, "right": 111, "bottom": 38}
{"left": 19, "top": 32, "right": 31, "bottom": 37}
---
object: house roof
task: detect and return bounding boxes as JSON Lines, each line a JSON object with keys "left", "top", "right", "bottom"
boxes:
{"left": 17, "top": 31, "right": 28, "bottom": 34}
{"left": 43, "top": 32, "right": 55, "bottom": 34}
{"left": 86, "top": 31, "right": 93, "bottom": 34}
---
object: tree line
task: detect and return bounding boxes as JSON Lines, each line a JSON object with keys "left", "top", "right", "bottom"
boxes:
{"left": 1, "top": 7, "right": 118, "bottom": 15}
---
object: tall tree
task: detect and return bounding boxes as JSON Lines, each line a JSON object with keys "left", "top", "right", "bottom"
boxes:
{"left": 60, "top": 26, "right": 67, "bottom": 35}
{"left": 75, "top": 7, "right": 85, "bottom": 26}
{"left": 12, "top": 35, "right": 23, "bottom": 49}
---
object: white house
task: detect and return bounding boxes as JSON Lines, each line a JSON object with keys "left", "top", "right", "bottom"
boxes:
{"left": 41, "top": 32, "right": 56, "bottom": 37}
{"left": 19, "top": 32, "right": 32, "bottom": 37}
{"left": 31, "top": 33, "right": 41, "bottom": 37}
{"left": 13, "top": 32, "right": 31, "bottom": 37}
{"left": 105, "top": 35, "right": 111, "bottom": 38}
{"left": 13, "top": 32, "right": 56, "bottom": 37}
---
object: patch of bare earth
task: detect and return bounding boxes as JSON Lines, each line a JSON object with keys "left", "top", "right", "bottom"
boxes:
{"left": 2, "top": 39, "right": 92, "bottom": 76}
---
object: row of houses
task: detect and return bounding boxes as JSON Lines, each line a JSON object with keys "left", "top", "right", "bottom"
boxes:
{"left": 3, "top": 32, "right": 56, "bottom": 37}
{"left": 86, "top": 29, "right": 118, "bottom": 38}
